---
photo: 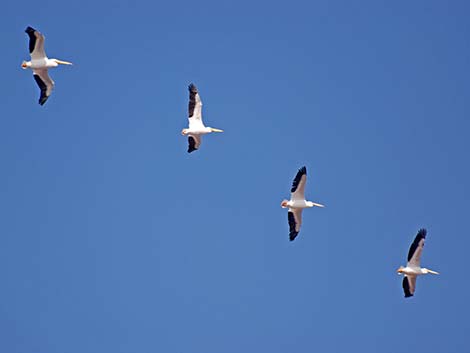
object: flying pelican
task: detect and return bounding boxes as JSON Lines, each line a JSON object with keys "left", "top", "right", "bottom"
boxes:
{"left": 397, "top": 228, "right": 439, "bottom": 298}
{"left": 21, "top": 26, "right": 72, "bottom": 105}
{"left": 181, "top": 83, "right": 223, "bottom": 153}
{"left": 281, "top": 166, "right": 324, "bottom": 241}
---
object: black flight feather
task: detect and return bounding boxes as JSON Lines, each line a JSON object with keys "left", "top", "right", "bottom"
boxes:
{"left": 402, "top": 276, "right": 414, "bottom": 298}
{"left": 288, "top": 211, "right": 299, "bottom": 241}
{"left": 291, "top": 166, "right": 307, "bottom": 193}
{"left": 33, "top": 74, "right": 49, "bottom": 105}
{"left": 407, "top": 228, "right": 427, "bottom": 262}
{"left": 188, "top": 83, "right": 198, "bottom": 118}
{"left": 25, "top": 26, "right": 37, "bottom": 54}
{"left": 187, "top": 136, "right": 197, "bottom": 153}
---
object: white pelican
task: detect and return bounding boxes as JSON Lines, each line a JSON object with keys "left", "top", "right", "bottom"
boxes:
{"left": 22, "top": 26, "right": 72, "bottom": 105}
{"left": 397, "top": 229, "right": 439, "bottom": 298}
{"left": 181, "top": 83, "right": 223, "bottom": 153}
{"left": 281, "top": 166, "right": 324, "bottom": 241}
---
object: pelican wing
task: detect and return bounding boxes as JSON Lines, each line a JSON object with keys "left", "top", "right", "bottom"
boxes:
{"left": 287, "top": 208, "right": 303, "bottom": 241}
{"left": 407, "top": 228, "right": 426, "bottom": 267}
{"left": 290, "top": 166, "right": 307, "bottom": 200}
{"left": 25, "top": 26, "right": 47, "bottom": 60}
{"left": 187, "top": 135, "right": 201, "bottom": 153}
{"left": 402, "top": 275, "right": 417, "bottom": 298}
{"left": 33, "top": 69, "right": 54, "bottom": 105}
{"left": 188, "top": 83, "right": 204, "bottom": 129}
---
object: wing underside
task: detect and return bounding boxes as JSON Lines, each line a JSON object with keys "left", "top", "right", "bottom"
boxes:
{"left": 403, "top": 275, "right": 417, "bottom": 298}
{"left": 407, "top": 229, "right": 426, "bottom": 267}
{"left": 188, "top": 135, "right": 201, "bottom": 153}
{"left": 287, "top": 209, "right": 302, "bottom": 241}
{"left": 25, "top": 26, "right": 46, "bottom": 60}
{"left": 291, "top": 166, "right": 307, "bottom": 200}
{"left": 33, "top": 69, "right": 54, "bottom": 105}
{"left": 188, "top": 83, "right": 203, "bottom": 121}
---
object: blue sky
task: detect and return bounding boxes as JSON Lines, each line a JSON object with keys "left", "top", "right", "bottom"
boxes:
{"left": 1, "top": 0, "right": 469, "bottom": 352}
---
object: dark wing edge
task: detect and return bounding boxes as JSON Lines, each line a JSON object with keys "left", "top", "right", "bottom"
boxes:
{"left": 25, "top": 26, "right": 37, "bottom": 54}
{"left": 33, "top": 74, "right": 49, "bottom": 105}
{"left": 402, "top": 276, "right": 414, "bottom": 298}
{"left": 288, "top": 211, "right": 299, "bottom": 241}
{"left": 188, "top": 83, "right": 198, "bottom": 118}
{"left": 291, "top": 166, "right": 307, "bottom": 193}
{"left": 407, "top": 228, "right": 427, "bottom": 262}
{"left": 187, "top": 136, "right": 198, "bottom": 153}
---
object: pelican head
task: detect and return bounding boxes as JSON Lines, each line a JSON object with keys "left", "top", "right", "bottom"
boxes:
{"left": 209, "top": 128, "right": 223, "bottom": 133}
{"left": 52, "top": 59, "right": 73, "bottom": 66}
{"left": 21, "top": 61, "right": 29, "bottom": 69}
{"left": 281, "top": 200, "right": 289, "bottom": 208}
{"left": 181, "top": 129, "right": 189, "bottom": 136}
{"left": 396, "top": 266, "right": 405, "bottom": 274}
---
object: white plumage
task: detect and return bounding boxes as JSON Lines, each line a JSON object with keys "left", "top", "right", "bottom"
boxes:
{"left": 22, "top": 26, "right": 72, "bottom": 105}
{"left": 397, "top": 229, "right": 439, "bottom": 298}
{"left": 181, "top": 83, "right": 223, "bottom": 153}
{"left": 281, "top": 166, "right": 324, "bottom": 241}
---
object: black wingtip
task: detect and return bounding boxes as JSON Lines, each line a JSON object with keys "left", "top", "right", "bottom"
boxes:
{"left": 187, "top": 136, "right": 198, "bottom": 153}
{"left": 290, "top": 166, "right": 307, "bottom": 193}
{"left": 33, "top": 74, "right": 49, "bottom": 106}
{"left": 287, "top": 211, "right": 299, "bottom": 241}
{"left": 289, "top": 232, "right": 299, "bottom": 241}
{"left": 188, "top": 83, "right": 197, "bottom": 93}
{"left": 402, "top": 276, "right": 414, "bottom": 298}
{"left": 25, "top": 26, "right": 36, "bottom": 34}
{"left": 417, "top": 228, "right": 427, "bottom": 238}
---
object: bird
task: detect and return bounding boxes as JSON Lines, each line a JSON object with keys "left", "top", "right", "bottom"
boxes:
{"left": 281, "top": 166, "right": 324, "bottom": 241}
{"left": 21, "top": 26, "right": 73, "bottom": 105}
{"left": 397, "top": 228, "right": 439, "bottom": 298}
{"left": 181, "top": 83, "right": 223, "bottom": 153}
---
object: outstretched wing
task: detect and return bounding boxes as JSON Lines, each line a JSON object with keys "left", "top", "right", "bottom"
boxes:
{"left": 290, "top": 166, "right": 307, "bottom": 200}
{"left": 407, "top": 228, "right": 426, "bottom": 268}
{"left": 33, "top": 69, "right": 54, "bottom": 105}
{"left": 287, "top": 208, "right": 303, "bottom": 241}
{"left": 187, "top": 135, "right": 201, "bottom": 153}
{"left": 402, "top": 275, "right": 417, "bottom": 298}
{"left": 188, "top": 83, "right": 204, "bottom": 129}
{"left": 25, "top": 26, "right": 47, "bottom": 60}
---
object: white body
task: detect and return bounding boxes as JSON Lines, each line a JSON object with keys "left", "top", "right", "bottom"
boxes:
{"left": 22, "top": 26, "right": 72, "bottom": 105}
{"left": 397, "top": 229, "right": 438, "bottom": 297}
{"left": 399, "top": 266, "right": 435, "bottom": 276}
{"left": 282, "top": 199, "right": 320, "bottom": 209}
{"left": 281, "top": 167, "right": 324, "bottom": 241}
{"left": 182, "top": 83, "right": 223, "bottom": 152}
{"left": 24, "top": 58, "right": 61, "bottom": 69}
{"left": 185, "top": 124, "right": 213, "bottom": 136}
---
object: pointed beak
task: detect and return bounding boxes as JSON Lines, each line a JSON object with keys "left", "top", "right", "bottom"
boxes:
{"left": 211, "top": 128, "right": 224, "bottom": 132}
{"left": 428, "top": 270, "right": 439, "bottom": 275}
{"left": 312, "top": 202, "right": 324, "bottom": 208}
{"left": 56, "top": 60, "right": 73, "bottom": 65}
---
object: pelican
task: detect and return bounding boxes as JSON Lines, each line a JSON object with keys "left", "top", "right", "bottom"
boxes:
{"left": 181, "top": 83, "right": 223, "bottom": 153}
{"left": 281, "top": 166, "right": 324, "bottom": 241}
{"left": 21, "top": 26, "right": 72, "bottom": 105}
{"left": 397, "top": 228, "right": 439, "bottom": 298}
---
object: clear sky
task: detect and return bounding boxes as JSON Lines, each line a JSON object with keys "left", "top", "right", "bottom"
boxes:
{"left": 1, "top": 1, "right": 469, "bottom": 352}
